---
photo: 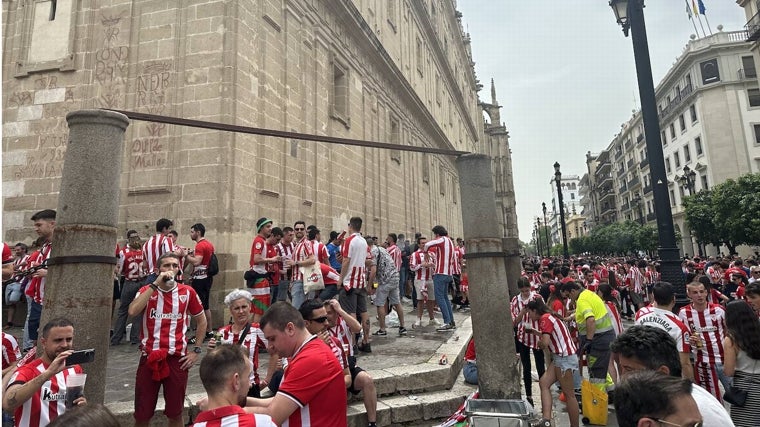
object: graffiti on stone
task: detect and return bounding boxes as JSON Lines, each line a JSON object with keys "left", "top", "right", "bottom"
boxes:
{"left": 34, "top": 75, "right": 57, "bottom": 90}
{"left": 136, "top": 62, "right": 172, "bottom": 114}
{"left": 7, "top": 91, "right": 33, "bottom": 108}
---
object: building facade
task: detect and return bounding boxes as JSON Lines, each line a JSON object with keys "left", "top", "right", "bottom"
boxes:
{"left": 2, "top": 1, "right": 516, "bottom": 321}
{"left": 584, "top": 29, "right": 760, "bottom": 257}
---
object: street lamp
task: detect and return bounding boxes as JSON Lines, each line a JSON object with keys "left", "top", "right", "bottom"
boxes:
{"left": 554, "top": 162, "right": 570, "bottom": 259}
{"left": 535, "top": 218, "right": 543, "bottom": 257}
{"left": 678, "top": 165, "right": 697, "bottom": 195}
{"left": 632, "top": 193, "right": 644, "bottom": 225}
{"left": 609, "top": 0, "right": 686, "bottom": 306}
{"left": 542, "top": 202, "right": 550, "bottom": 256}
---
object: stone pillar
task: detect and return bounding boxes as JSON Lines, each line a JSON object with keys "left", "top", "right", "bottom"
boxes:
{"left": 456, "top": 154, "right": 520, "bottom": 400}
{"left": 40, "top": 110, "right": 129, "bottom": 405}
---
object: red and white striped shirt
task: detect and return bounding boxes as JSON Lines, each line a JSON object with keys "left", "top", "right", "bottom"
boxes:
{"left": 290, "top": 238, "right": 313, "bottom": 282}
{"left": 142, "top": 233, "right": 175, "bottom": 274}
{"left": 250, "top": 235, "right": 269, "bottom": 274}
{"left": 386, "top": 244, "right": 402, "bottom": 271}
{"left": 2, "top": 243, "right": 12, "bottom": 265}
{"left": 424, "top": 236, "right": 458, "bottom": 276}
{"left": 340, "top": 233, "right": 368, "bottom": 290}
{"left": 8, "top": 358, "right": 84, "bottom": 427}
{"left": 646, "top": 269, "right": 660, "bottom": 285}
{"left": 636, "top": 306, "right": 691, "bottom": 353}
{"left": 325, "top": 335, "right": 348, "bottom": 370}
{"left": 452, "top": 246, "right": 464, "bottom": 275}
{"left": 319, "top": 263, "right": 340, "bottom": 285}
{"left": 510, "top": 292, "right": 543, "bottom": 349}
{"left": 137, "top": 283, "right": 204, "bottom": 356}
{"left": 410, "top": 250, "right": 434, "bottom": 281}
{"left": 25, "top": 241, "right": 51, "bottom": 305}
{"left": 678, "top": 303, "right": 726, "bottom": 364}
{"left": 626, "top": 266, "right": 645, "bottom": 294}
{"left": 539, "top": 313, "right": 577, "bottom": 356}
{"left": 118, "top": 246, "right": 145, "bottom": 281}
{"left": 606, "top": 301, "right": 624, "bottom": 336}
{"left": 216, "top": 323, "right": 267, "bottom": 385}
{"left": 276, "top": 241, "right": 295, "bottom": 280}
{"left": 328, "top": 316, "right": 354, "bottom": 358}
{"left": 308, "top": 240, "right": 330, "bottom": 266}
{"left": 192, "top": 405, "right": 277, "bottom": 427}
{"left": 2, "top": 332, "right": 21, "bottom": 370}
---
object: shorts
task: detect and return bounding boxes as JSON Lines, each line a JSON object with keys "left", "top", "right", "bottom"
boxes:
{"left": 338, "top": 287, "right": 367, "bottom": 315}
{"left": 191, "top": 277, "right": 213, "bottom": 310}
{"left": 347, "top": 356, "right": 365, "bottom": 395}
{"left": 249, "top": 278, "right": 271, "bottom": 315}
{"left": 552, "top": 353, "right": 579, "bottom": 375}
{"left": 373, "top": 281, "right": 400, "bottom": 307}
{"left": 5, "top": 282, "right": 23, "bottom": 303}
{"left": 413, "top": 279, "right": 435, "bottom": 301}
{"left": 134, "top": 354, "right": 188, "bottom": 421}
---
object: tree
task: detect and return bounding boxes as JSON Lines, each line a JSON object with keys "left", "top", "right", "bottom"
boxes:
{"left": 683, "top": 190, "right": 721, "bottom": 248}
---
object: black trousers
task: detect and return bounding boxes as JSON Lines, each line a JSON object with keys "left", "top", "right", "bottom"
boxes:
{"left": 516, "top": 339, "right": 545, "bottom": 398}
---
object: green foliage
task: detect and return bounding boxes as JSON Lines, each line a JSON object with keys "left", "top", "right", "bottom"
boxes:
{"left": 573, "top": 220, "right": 668, "bottom": 256}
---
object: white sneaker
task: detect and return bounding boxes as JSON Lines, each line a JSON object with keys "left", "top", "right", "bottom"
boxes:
{"left": 429, "top": 318, "right": 442, "bottom": 326}
{"left": 412, "top": 319, "right": 422, "bottom": 328}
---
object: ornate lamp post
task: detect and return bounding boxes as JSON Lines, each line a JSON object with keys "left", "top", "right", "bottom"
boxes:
{"left": 535, "top": 219, "right": 542, "bottom": 257}
{"left": 632, "top": 193, "right": 644, "bottom": 225}
{"left": 609, "top": 0, "right": 686, "bottom": 306}
{"left": 554, "top": 162, "right": 570, "bottom": 259}
{"left": 679, "top": 165, "right": 697, "bottom": 195}
{"left": 542, "top": 202, "right": 550, "bottom": 255}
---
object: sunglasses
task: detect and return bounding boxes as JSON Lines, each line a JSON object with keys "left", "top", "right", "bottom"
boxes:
{"left": 295, "top": 228, "right": 305, "bottom": 231}
{"left": 656, "top": 419, "right": 702, "bottom": 427}
{"left": 309, "top": 316, "right": 328, "bottom": 323}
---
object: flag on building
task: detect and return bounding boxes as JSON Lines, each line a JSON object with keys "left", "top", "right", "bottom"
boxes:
{"left": 691, "top": 0, "right": 699, "bottom": 15}
{"left": 697, "top": 0, "right": 706, "bottom": 15}
{"left": 685, "top": 0, "right": 693, "bottom": 19}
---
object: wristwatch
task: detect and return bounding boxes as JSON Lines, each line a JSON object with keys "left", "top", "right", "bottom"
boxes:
{"left": 193, "top": 346, "right": 202, "bottom": 354}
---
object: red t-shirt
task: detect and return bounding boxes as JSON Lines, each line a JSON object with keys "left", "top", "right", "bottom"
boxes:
{"left": 250, "top": 235, "right": 268, "bottom": 274}
{"left": 278, "top": 337, "right": 347, "bottom": 427}
{"left": 192, "top": 239, "right": 215, "bottom": 280}
{"left": 2, "top": 243, "right": 13, "bottom": 264}
{"left": 192, "top": 405, "right": 277, "bottom": 427}
{"left": 464, "top": 338, "right": 476, "bottom": 362}
{"left": 8, "top": 358, "right": 83, "bottom": 427}
{"left": 118, "top": 246, "right": 144, "bottom": 280}
{"left": 137, "top": 283, "right": 204, "bottom": 356}
{"left": 319, "top": 263, "right": 340, "bottom": 285}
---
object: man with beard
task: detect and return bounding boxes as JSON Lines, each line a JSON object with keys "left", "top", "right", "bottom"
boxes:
{"left": 111, "top": 230, "right": 145, "bottom": 346}
{"left": 194, "top": 345, "right": 276, "bottom": 427}
{"left": 248, "top": 218, "right": 280, "bottom": 322}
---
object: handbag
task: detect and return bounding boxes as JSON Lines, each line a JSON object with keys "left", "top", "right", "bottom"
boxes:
{"left": 723, "top": 386, "right": 747, "bottom": 406}
{"left": 300, "top": 262, "right": 324, "bottom": 294}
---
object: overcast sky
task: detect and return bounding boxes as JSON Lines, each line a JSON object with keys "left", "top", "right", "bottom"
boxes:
{"left": 456, "top": 1, "right": 748, "bottom": 243}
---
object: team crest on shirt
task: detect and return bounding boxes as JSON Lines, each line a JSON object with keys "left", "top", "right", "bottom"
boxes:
{"left": 179, "top": 295, "right": 188, "bottom": 303}
{"left": 256, "top": 242, "right": 262, "bottom": 249}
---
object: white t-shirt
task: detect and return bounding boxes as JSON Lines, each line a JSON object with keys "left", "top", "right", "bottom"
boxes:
{"left": 691, "top": 383, "right": 734, "bottom": 426}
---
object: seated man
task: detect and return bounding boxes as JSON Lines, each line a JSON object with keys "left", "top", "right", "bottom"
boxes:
{"left": 614, "top": 371, "right": 702, "bottom": 427}
{"left": 193, "top": 345, "right": 276, "bottom": 426}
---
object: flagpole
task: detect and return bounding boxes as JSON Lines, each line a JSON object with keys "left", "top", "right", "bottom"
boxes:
{"left": 703, "top": 14, "right": 713, "bottom": 35}
{"left": 696, "top": 13, "right": 708, "bottom": 37}
{"left": 685, "top": 0, "right": 702, "bottom": 38}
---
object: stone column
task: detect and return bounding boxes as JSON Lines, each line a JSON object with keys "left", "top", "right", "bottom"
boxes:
{"left": 456, "top": 153, "right": 520, "bottom": 400}
{"left": 40, "top": 110, "right": 129, "bottom": 405}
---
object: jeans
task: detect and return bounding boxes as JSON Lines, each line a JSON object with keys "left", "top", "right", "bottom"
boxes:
{"left": 319, "top": 284, "right": 339, "bottom": 301}
{"left": 290, "top": 281, "right": 305, "bottom": 309}
{"left": 433, "top": 274, "right": 454, "bottom": 325}
{"left": 277, "top": 279, "right": 290, "bottom": 302}
{"left": 399, "top": 268, "right": 408, "bottom": 298}
{"left": 26, "top": 301, "right": 42, "bottom": 343}
{"left": 111, "top": 279, "right": 144, "bottom": 345}
{"left": 22, "top": 296, "right": 33, "bottom": 351}
{"left": 463, "top": 362, "right": 478, "bottom": 384}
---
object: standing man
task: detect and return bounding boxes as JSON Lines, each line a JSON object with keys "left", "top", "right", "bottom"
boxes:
{"left": 678, "top": 281, "right": 728, "bottom": 401}
{"left": 193, "top": 345, "right": 277, "bottom": 427}
{"left": 2, "top": 318, "right": 87, "bottom": 426}
{"left": 424, "top": 225, "right": 458, "bottom": 331}
{"left": 275, "top": 226, "right": 296, "bottom": 303}
{"left": 187, "top": 223, "right": 215, "bottom": 341}
{"left": 634, "top": 282, "right": 694, "bottom": 380}
{"left": 24, "top": 209, "right": 56, "bottom": 351}
{"left": 286, "top": 221, "right": 312, "bottom": 310}
{"left": 398, "top": 234, "right": 412, "bottom": 301}
{"left": 128, "top": 253, "right": 207, "bottom": 427}
{"left": 4, "top": 243, "right": 29, "bottom": 329}
{"left": 142, "top": 218, "right": 181, "bottom": 284}
{"left": 385, "top": 234, "right": 403, "bottom": 302}
{"left": 326, "top": 231, "right": 342, "bottom": 273}
{"left": 409, "top": 236, "right": 439, "bottom": 327}
{"left": 111, "top": 230, "right": 145, "bottom": 346}
{"left": 245, "top": 302, "right": 347, "bottom": 426}
{"left": 249, "top": 218, "right": 280, "bottom": 322}
{"left": 338, "top": 217, "right": 371, "bottom": 352}
{"left": 367, "top": 238, "right": 407, "bottom": 336}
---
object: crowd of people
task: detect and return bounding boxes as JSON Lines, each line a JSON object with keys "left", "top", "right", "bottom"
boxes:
{"left": 1, "top": 210, "right": 470, "bottom": 427}
{"left": 516, "top": 255, "right": 760, "bottom": 427}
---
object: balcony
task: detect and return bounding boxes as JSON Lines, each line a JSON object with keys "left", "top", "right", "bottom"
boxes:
{"left": 627, "top": 158, "right": 634, "bottom": 168}
{"left": 600, "top": 203, "right": 616, "bottom": 216}
{"left": 639, "top": 158, "right": 649, "bottom": 169}
{"left": 747, "top": 10, "right": 760, "bottom": 42}
{"left": 628, "top": 176, "right": 640, "bottom": 189}
{"left": 643, "top": 184, "right": 652, "bottom": 194}
{"left": 597, "top": 173, "right": 612, "bottom": 186}
{"left": 599, "top": 191, "right": 615, "bottom": 202}
{"left": 646, "top": 212, "right": 656, "bottom": 222}
{"left": 636, "top": 134, "right": 645, "bottom": 145}
{"left": 657, "top": 83, "right": 693, "bottom": 122}
{"left": 622, "top": 201, "right": 631, "bottom": 211}
{"left": 619, "top": 182, "right": 628, "bottom": 193}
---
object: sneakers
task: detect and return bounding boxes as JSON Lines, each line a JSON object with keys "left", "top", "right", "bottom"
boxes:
{"left": 204, "top": 331, "right": 214, "bottom": 341}
{"left": 357, "top": 342, "right": 372, "bottom": 353}
{"left": 436, "top": 323, "right": 455, "bottom": 332}
{"left": 412, "top": 319, "right": 422, "bottom": 328}
{"left": 398, "top": 327, "right": 408, "bottom": 336}
{"left": 372, "top": 329, "right": 387, "bottom": 336}
{"left": 429, "top": 318, "right": 442, "bottom": 326}
{"left": 532, "top": 419, "right": 552, "bottom": 427}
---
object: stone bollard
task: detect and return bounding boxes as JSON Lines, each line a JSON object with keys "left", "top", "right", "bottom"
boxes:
{"left": 456, "top": 153, "right": 521, "bottom": 400}
{"left": 39, "top": 109, "right": 129, "bottom": 405}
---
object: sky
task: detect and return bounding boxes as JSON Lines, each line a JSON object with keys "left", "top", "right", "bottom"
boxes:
{"left": 456, "top": 1, "right": 748, "bottom": 243}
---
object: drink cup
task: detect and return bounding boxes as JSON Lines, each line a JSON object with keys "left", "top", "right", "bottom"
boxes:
{"left": 65, "top": 373, "right": 87, "bottom": 408}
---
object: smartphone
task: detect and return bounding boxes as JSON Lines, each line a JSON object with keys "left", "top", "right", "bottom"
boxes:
{"left": 65, "top": 349, "right": 95, "bottom": 366}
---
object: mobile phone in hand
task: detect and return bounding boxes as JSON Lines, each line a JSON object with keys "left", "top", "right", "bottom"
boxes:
{"left": 65, "top": 349, "right": 95, "bottom": 366}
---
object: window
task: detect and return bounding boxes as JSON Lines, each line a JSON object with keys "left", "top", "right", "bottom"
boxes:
{"left": 389, "top": 116, "right": 400, "bottom": 164}
{"left": 571, "top": 193, "right": 575, "bottom": 200}
{"left": 666, "top": 157, "right": 672, "bottom": 173}
{"left": 386, "top": 0, "right": 397, "bottom": 31}
{"left": 670, "top": 123, "right": 676, "bottom": 139}
{"left": 690, "top": 104, "right": 698, "bottom": 123}
{"left": 416, "top": 37, "right": 423, "bottom": 76}
{"left": 422, "top": 153, "right": 429, "bottom": 183}
{"left": 674, "top": 152, "right": 681, "bottom": 168}
{"left": 683, "top": 144, "right": 691, "bottom": 163}
{"left": 695, "top": 136, "right": 703, "bottom": 156}
{"left": 675, "top": 84, "right": 681, "bottom": 97}
{"left": 670, "top": 189, "right": 677, "bottom": 207}
{"left": 686, "top": 73, "right": 692, "bottom": 87}
{"left": 330, "top": 58, "right": 350, "bottom": 127}
{"left": 701, "top": 175, "right": 709, "bottom": 190}
{"left": 743, "top": 56, "right": 757, "bottom": 78}
{"left": 661, "top": 130, "right": 667, "bottom": 146}
{"left": 679, "top": 114, "right": 686, "bottom": 132}
{"left": 754, "top": 124, "right": 760, "bottom": 144}
{"left": 16, "top": 0, "right": 76, "bottom": 75}
{"left": 748, "top": 89, "right": 760, "bottom": 107}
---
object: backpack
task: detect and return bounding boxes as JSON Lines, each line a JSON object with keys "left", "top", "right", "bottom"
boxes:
{"left": 207, "top": 253, "right": 219, "bottom": 277}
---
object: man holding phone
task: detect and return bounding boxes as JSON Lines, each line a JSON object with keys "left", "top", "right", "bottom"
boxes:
{"left": 2, "top": 317, "right": 87, "bottom": 426}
